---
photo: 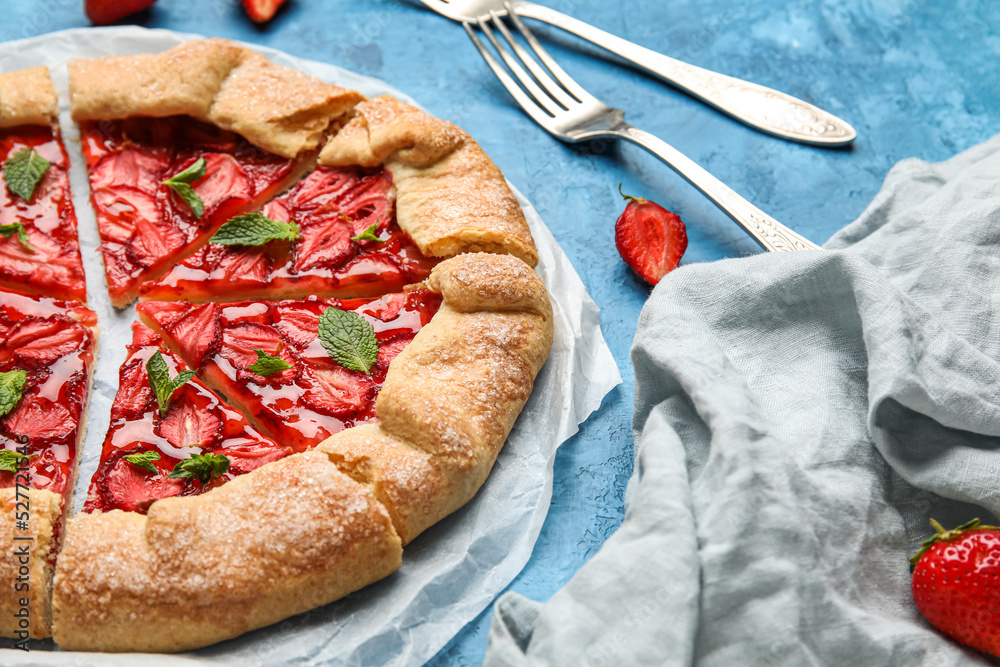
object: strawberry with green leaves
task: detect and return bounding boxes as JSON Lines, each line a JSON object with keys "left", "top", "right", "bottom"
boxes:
{"left": 911, "top": 518, "right": 1000, "bottom": 657}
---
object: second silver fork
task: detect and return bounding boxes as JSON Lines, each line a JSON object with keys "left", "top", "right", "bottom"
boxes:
{"left": 465, "top": 5, "right": 821, "bottom": 253}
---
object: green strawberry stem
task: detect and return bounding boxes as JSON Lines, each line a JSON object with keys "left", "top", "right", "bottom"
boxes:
{"left": 909, "top": 518, "right": 1000, "bottom": 567}
{"left": 618, "top": 182, "right": 646, "bottom": 205}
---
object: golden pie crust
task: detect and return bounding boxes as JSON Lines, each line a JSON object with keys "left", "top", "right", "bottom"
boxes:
{"left": 0, "top": 39, "right": 554, "bottom": 652}
{"left": 0, "top": 66, "right": 58, "bottom": 129}
{"left": 68, "top": 39, "right": 364, "bottom": 159}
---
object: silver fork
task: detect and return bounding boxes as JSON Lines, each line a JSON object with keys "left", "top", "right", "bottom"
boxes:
{"left": 465, "top": 5, "right": 820, "bottom": 253}
{"left": 422, "top": 0, "right": 856, "bottom": 147}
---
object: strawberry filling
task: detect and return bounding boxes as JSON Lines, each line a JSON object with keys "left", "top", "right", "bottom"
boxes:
{"left": 0, "top": 125, "right": 87, "bottom": 302}
{"left": 80, "top": 116, "right": 302, "bottom": 306}
{"left": 139, "top": 166, "right": 441, "bottom": 302}
{"left": 83, "top": 324, "right": 294, "bottom": 514}
{"left": 138, "top": 289, "right": 442, "bottom": 453}
{"left": 0, "top": 287, "right": 97, "bottom": 500}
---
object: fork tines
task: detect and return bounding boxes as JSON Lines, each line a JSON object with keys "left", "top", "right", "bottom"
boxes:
{"left": 464, "top": 3, "right": 591, "bottom": 122}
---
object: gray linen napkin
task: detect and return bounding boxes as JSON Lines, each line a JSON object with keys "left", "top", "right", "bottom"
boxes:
{"left": 484, "top": 134, "right": 1000, "bottom": 666}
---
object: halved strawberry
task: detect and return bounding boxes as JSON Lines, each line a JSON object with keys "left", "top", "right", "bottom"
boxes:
{"left": 157, "top": 393, "right": 223, "bottom": 450}
{"left": 242, "top": 0, "right": 288, "bottom": 22}
{"left": 91, "top": 446, "right": 189, "bottom": 514}
{"left": 301, "top": 366, "right": 374, "bottom": 417}
{"left": 130, "top": 321, "right": 161, "bottom": 348}
{"left": 2, "top": 397, "right": 75, "bottom": 444}
{"left": 4, "top": 317, "right": 86, "bottom": 368}
{"left": 615, "top": 186, "right": 687, "bottom": 286}
{"left": 216, "top": 246, "right": 272, "bottom": 284}
{"left": 165, "top": 302, "right": 222, "bottom": 369}
{"left": 85, "top": 0, "right": 157, "bottom": 25}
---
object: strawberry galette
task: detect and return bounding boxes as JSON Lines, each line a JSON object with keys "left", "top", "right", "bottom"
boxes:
{"left": 0, "top": 38, "right": 554, "bottom": 654}
{"left": 0, "top": 68, "right": 88, "bottom": 302}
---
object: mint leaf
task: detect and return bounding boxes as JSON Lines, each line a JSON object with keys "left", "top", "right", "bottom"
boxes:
{"left": 0, "top": 223, "right": 35, "bottom": 252}
{"left": 0, "top": 370, "right": 27, "bottom": 418}
{"left": 163, "top": 157, "right": 207, "bottom": 219}
{"left": 123, "top": 450, "right": 161, "bottom": 475}
{"left": 0, "top": 450, "right": 34, "bottom": 474}
{"left": 146, "top": 351, "right": 197, "bottom": 417}
{"left": 318, "top": 307, "right": 377, "bottom": 376}
{"left": 167, "top": 453, "right": 230, "bottom": 484}
{"left": 350, "top": 223, "right": 385, "bottom": 243}
{"left": 3, "top": 148, "right": 50, "bottom": 202}
{"left": 246, "top": 348, "right": 293, "bottom": 377}
{"left": 210, "top": 213, "right": 300, "bottom": 246}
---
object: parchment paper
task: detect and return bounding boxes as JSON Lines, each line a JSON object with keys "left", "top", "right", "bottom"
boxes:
{"left": 0, "top": 27, "right": 621, "bottom": 666}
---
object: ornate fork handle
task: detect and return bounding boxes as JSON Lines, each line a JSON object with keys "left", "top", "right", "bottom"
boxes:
{"left": 615, "top": 125, "right": 821, "bottom": 252}
{"left": 513, "top": 1, "right": 856, "bottom": 147}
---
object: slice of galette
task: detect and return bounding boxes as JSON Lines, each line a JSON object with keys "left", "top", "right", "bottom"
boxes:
{"left": 0, "top": 286, "right": 97, "bottom": 639}
{"left": 82, "top": 322, "right": 292, "bottom": 515}
{"left": 52, "top": 253, "right": 553, "bottom": 653}
{"left": 68, "top": 38, "right": 364, "bottom": 306}
{"left": 139, "top": 95, "right": 539, "bottom": 302}
{"left": 0, "top": 67, "right": 88, "bottom": 302}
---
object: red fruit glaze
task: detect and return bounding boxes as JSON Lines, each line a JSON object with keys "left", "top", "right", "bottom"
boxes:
{"left": 912, "top": 523, "right": 1000, "bottom": 657}
{"left": 83, "top": 323, "right": 292, "bottom": 514}
{"left": 243, "top": 0, "right": 287, "bottom": 22}
{"left": 0, "top": 125, "right": 87, "bottom": 302}
{"left": 80, "top": 116, "right": 302, "bottom": 306}
{"left": 140, "top": 166, "right": 440, "bottom": 302}
{"left": 137, "top": 290, "right": 442, "bottom": 453}
{"left": 0, "top": 286, "right": 97, "bottom": 501}
{"left": 614, "top": 189, "right": 687, "bottom": 286}
{"left": 85, "top": 0, "right": 157, "bottom": 25}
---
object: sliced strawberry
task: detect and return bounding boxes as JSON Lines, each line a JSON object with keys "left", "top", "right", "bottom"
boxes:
{"left": 274, "top": 303, "right": 323, "bottom": 348}
{"left": 165, "top": 302, "right": 221, "bottom": 369}
{"left": 137, "top": 300, "right": 192, "bottom": 332}
{"left": 293, "top": 212, "right": 354, "bottom": 273}
{"left": 130, "top": 321, "right": 161, "bottom": 348}
{"left": 339, "top": 175, "right": 394, "bottom": 236}
{"left": 86, "top": 0, "right": 157, "bottom": 25}
{"left": 365, "top": 292, "right": 408, "bottom": 323}
{"left": 216, "top": 247, "right": 272, "bottom": 284}
{"left": 216, "top": 441, "right": 292, "bottom": 475}
{"left": 91, "top": 446, "right": 189, "bottom": 514}
{"left": 188, "top": 154, "right": 251, "bottom": 220}
{"left": 89, "top": 145, "right": 166, "bottom": 193}
{"left": 242, "top": 0, "right": 287, "bottom": 22}
{"left": 2, "top": 397, "right": 75, "bottom": 444}
{"left": 377, "top": 333, "right": 415, "bottom": 370}
{"left": 6, "top": 317, "right": 86, "bottom": 368}
{"left": 157, "top": 394, "right": 223, "bottom": 450}
{"left": 110, "top": 356, "right": 154, "bottom": 422}
{"left": 221, "top": 322, "right": 296, "bottom": 383}
{"left": 615, "top": 187, "right": 687, "bottom": 286}
{"left": 125, "top": 216, "right": 185, "bottom": 269}
{"left": 301, "top": 366, "right": 374, "bottom": 418}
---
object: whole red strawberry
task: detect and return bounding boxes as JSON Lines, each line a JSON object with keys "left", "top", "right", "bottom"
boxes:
{"left": 85, "top": 0, "right": 157, "bottom": 25}
{"left": 911, "top": 518, "right": 1000, "bottom": 656}
{"left": 614, "top": 184, "right": 687, "bottom": 286}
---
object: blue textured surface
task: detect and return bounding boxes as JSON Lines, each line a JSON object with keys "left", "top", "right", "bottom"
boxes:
{"left": 2, "top": 0, "right": 999, "bottom": 664}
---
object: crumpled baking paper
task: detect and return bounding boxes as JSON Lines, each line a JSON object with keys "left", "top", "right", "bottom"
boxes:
{"left": 0, "top": 26, "right": 621, "bottom": 666}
